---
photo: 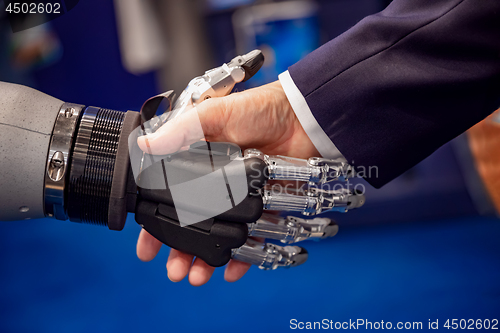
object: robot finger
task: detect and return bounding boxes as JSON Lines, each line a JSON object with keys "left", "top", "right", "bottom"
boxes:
{"left": 231, "top": 238, "right": 308, "bottom": 270}
{"left": 247, "top": 213, "right": 339, "bottom": 244}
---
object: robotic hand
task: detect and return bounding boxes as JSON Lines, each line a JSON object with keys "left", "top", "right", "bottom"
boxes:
{"left": 237, "top": 214, "right": 339, "bottom": 270}
{"left": 132, "top": 50, "right": 365, "bottom": 270}
{"left": 141, "top": 49, "right": 265, "bottom": 134}
{"left": 0, "top": 50, "right": 365, "bottom": 272}
{"left": 133, "top": 140, "right": 364, "bottom": 269}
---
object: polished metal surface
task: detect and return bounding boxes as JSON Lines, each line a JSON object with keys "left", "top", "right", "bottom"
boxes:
{"left": 44, "top": 103, "right": 84, "bottom": 220}
{"left": 247, "top": 214, "right": 338, "bottom": 244}
{"left": 144, "top": 51, "right": 259, "bottom": 135}
{"left": 262, "top": 185, "right": 365, "bottom": 215}
{"left": 244, "top": 149, "right": 356, "bottom": 185}
{"left": 261, "top": 186, "right": 320, "bottom": 214}
{"left": 308, "top": 156, "right": 356, "bottom": 182}
{"left": 70, "top": 107, "right": 98, "bottom": 181}
{"left": 67, "top": 107, "right": 125, "bottom": 225}
{"left": 231, "top": 239, "right": 308, "bottom": 270}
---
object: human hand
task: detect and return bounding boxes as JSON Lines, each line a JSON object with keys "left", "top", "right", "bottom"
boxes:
{"left": 136, "top": 80, "right": 319, "bottom": 286}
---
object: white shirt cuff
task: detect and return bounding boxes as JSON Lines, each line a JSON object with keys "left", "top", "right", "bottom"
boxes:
{"left": 278, "top": 70, "right": 347, "bottom": 161}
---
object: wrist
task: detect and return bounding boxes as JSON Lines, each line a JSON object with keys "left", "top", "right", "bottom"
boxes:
{"left": 279, "top": 71, "right": 347, "bottom": 161}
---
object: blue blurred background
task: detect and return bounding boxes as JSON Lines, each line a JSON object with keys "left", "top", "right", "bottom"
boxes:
{"left": 0, "top": 0, "right": 499, "bottom": 332}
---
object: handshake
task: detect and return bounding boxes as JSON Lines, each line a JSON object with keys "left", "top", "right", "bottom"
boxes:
{"left": 132, "top": 51, "right": 365, "bottom": 285}
{"left": 0, "top": 51, "right": 365, "bottom": 287}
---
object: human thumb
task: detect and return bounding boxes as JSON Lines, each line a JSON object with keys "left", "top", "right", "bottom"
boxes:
{"left": 136, "top": 98, "right": 225, "bottom": 155}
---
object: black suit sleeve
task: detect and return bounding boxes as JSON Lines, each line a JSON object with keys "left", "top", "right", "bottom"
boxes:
{"left": 288, "top": 0, "right": 500, "bottom": 188}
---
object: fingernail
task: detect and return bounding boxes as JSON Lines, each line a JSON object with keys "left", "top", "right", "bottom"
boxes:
{"left": 167, "top": 271, "right": 180, "bottom": 283}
